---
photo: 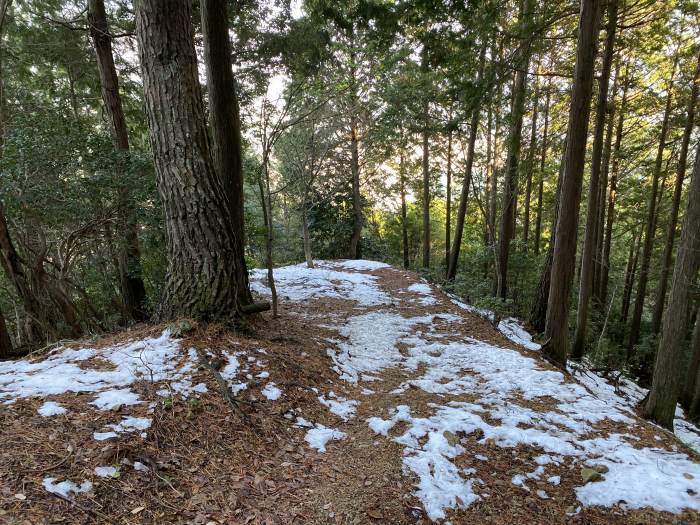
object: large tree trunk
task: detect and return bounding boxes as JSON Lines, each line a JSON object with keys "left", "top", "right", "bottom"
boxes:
{"left": 651, "top": 53, "right": 700, "bottom": 335}
{"left": 681, "top": 312, "right": 700, "bottom": 412}
{"left": 201, "top": 0, "right": 251, "bottom": 307}
{"left": 496, "top": 0, "right": 532, "bottom": 299}
{"left": 533, "top": 79, "right": 551, "bottom": 255}
{"left": 543, "top": 0, "right": 601, "bottom": 368}
{"left": 571, "top": 0, "right": 618, "bottom": 360}
{"left": 643, "top": 140, "right": 700, "bottom": 430}
{"left": 484, "top": 103, "right": 493, "bottom": 251}
{"left": 627, "top": 62, "right": 676, "bottom": 353}
{"left": 135, "top": 0, "right": 249, "bottom": 320}
{"left": 600, "top": 63, "right": 630, "bottom": 303}
{"left": 400, "top": 154, "right": 409, "bottom": 269}
{"left": 522, "top": 72, "right": 539, "bottom": 251}
{"left": 88, "top": 0, "right": 148, "bottom": 322}
{"left": 687, "top": 314, "right": 700, "bottom": 420}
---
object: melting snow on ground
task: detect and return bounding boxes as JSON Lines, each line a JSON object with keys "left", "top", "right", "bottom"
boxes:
{"left": 275, "top": 260, "right": 700, "bottom": 520}
{"left": 42, "top": 478, "right": 92, "bottom": 498}
{"left": 250, "top": 261, "right": 390, "bottom": 306}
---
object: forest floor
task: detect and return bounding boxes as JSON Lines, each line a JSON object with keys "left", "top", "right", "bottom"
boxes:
{"left": 1, "top": 260, "right": 700, "bottom": 525}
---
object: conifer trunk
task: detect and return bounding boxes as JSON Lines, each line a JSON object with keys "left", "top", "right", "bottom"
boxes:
{"left": 201, "top": 0, "right": 250, "bottom": 306}
{"left": 621, "top": 228, "right": 641, "bottom": 324}
{"left": 496, "top": 0, "right": 533, "bottom": 298}
{"left": 135, "top": 0, "right": 249, "bottom": 320}
{"left": 445, "top": 123, "right": 452, "bottom": 271}
{"left": 522, "top": 73, "right": 539, "bottom": 251}
{"left": 88, "top": 0, "right": 148, "bottom": 322}
{"left": 627, "top": 62, "right": 676, "bottom": 353}
{"left": 643, "top": 140, "right": 700, "bottom": 430}
{"left": 533, "top": 79, "right": 550, "bottom": 255}
{"left": 681, "top": 312, "right": 700, "bottom": 412}
{"left": 571, "top": 0, "right": 618, "bottom": 360}
{"left": 421, "top": 47, "right": 430, "bottom": 270}
{"left": 651, "top": 53, "right": 700, "bottom": 335}
{"left": 543, "top": 0, "right": 601, "bottom": 367}
{"left": 400, "top": 154, "right": 409, "bottom": 269}
{"left": 600, "top": 63, "right": 630, "bottom": 303}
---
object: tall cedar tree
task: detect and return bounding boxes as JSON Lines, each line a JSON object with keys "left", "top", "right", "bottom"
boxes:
{"left": 627, "top": 57, "right": 676, "bottom": 354}
{"left": 651, "top": 53, "right": 700, "bottom": 334}
{"left": 201, "top": 0, "right": 251, "bottom": 307}
{"left": 135, "top": 0, "right": 250, "bottom": 320}
{"left": 543, "top": 0, "right": 601, "bottom": 367}
{"left": 643, "top": 140, "right": 700, "bottom": 429}
{"left": 87, "top": 0, "right": 149, "bottom": 322}
{"left": 496, "top": 0, "right": 533, "bottom": 299}
{"left": 572, "top": 0, "right": 618, "bottom": 359}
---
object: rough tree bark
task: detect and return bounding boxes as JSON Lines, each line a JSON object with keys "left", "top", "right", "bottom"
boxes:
{"left": 88, "top": 0, "right": 148, "bottom": 322}
{"left": 496, "top": 0, "right": 533, "bottom": 299}
{"left": 135, "top": 0, "right": 249, "bottom": 320}
{"left": 543, "top": 0, "right": 601, "bottom": 367}
{"left": 651, "top": 53, "right": 700, "bottom": 335}
{"left": 643, "top": 140, "right": 700, "bottom": 430}
{"left": 687, "top": 314, "right": 700, "bottom": 420}
{"left": 201, "top": 0, "right": 251, "bottom": 306}
{"left": 533, "top": 78, "right": 551, "bottom": 255}
{"left": 571, "top": 0, "right": 618, "bottom": 360}
{"left": 682, "top": 312, "right": 700, "bottom": 412}
{"left": 600, "top": 63, "right": 630, "bottom": 303}
{"left": 627, "top": 61, "right": 677, "bottom": 353}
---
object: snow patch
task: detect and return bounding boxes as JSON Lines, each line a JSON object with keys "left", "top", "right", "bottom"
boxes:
{"left": 305, "top": 424, "right": 346, "bottom": 452}
{"left": 37, "top": 401, "right": 66, "bottom": 417}
{"left": 262, "top": 383, "right": 282, "bottom": 401}
{"left": 42, "top": 478, "right": 92, "bottom": 498}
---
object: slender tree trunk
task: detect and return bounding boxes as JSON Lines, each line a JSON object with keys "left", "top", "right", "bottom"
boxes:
{"left": 522, "top": 72, "right": 539, "bottom": 251}
{"left": 135, "top": 0, "right": 249, "bottom": 320}
{"left": 496, "top": 0, "right": 533, "bottom": 299}
{"left": 681, "top": 311, "right": 700, "bottom": 412}
{"left": 448, "top": 43, "right": 486, "bottom": 280}
{"left": 484, "top": 103, "right": 493, "bottom": 250}
{"left": 643, "top": 140, "right": 700, "bottom": 430}
{"left": 445, "top": 121, "right": 453, "bottom": 270}
{"left": 302, "top": 197, "right": 313, "bottom": 269}
{"left": 543, "top": 0, "right": 602, "bottom": 367}
{"left": 530, "top": 140, "right": 564, "bottom": 333}
{"left": 651, "top": 53, "right": 700, "bottom": 335}
{"left": 533, "top": 79, "right": 551, "bottom": 255}
{"left": 201, "top": 0, "right": 250, "bottom": 307}
{"left": 621, "top": 228, "right": 641, "bottom": 325}
{"left": 348, "top": 32, "right": 362, "bottom": 259}
{"left": 627, "top": 61, "right": 677, "bottom": 353}
{"left": 421, "top": 47, "right": 431, "bottom": 270}
{"left": 259, "top": 159, "right": 277, "bottom": 317}
{"left": 571, "top": 0, "right": 618, "bottom": 360}
{"left": 400, "top": 153, "right": 409, "bottom": 269}
{"left": 88, "top": 0, "right": 149, "bottom": 323}
{"left": 601, "top": 63, "right": 630, "bottom": 303}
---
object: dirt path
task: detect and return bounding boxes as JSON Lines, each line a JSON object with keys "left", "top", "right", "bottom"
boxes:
{"left": 1, "top": 260, "right": 699, "bottom": 524}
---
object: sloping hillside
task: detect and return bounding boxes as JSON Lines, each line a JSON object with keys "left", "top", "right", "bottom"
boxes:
{"left": 1, "top": 260, "right": 699, "bottom": 524}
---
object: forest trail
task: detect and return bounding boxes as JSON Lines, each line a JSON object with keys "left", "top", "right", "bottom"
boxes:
{"left": 1, "top": 260, "right": 700, "bottom": 524}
